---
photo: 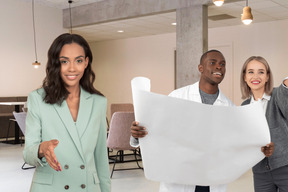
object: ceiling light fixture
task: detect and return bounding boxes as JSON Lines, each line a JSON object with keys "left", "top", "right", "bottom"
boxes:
{"left": 171, "top": 22, "right": 177, "bottom": 26}
{"left": 32, "top": 0, "right": 40, "bottom": 69}
{"left": 241, "top": 0, "right": 253, "bottom": 25}
{"left": 213, "top": 0, "right": 224, "bottom": 7}
{"left": 68, "top": 0, "right": 73, "bottom": 33}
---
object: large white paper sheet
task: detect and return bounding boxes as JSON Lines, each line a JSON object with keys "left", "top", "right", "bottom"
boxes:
{"left": 131, "top": 77, "right": 271, "bottom": 186}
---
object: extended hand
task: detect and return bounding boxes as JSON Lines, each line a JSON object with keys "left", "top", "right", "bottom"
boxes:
{"left": 39, "top": 139, "right": 62, "bottom": 171}
{"left": 261, "top": 142, "right": 274, "bottom": 157}
{"left": 130, "top": 121, "right": 148, "bottom": 138}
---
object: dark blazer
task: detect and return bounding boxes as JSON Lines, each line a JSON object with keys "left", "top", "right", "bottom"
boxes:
{"left": 242, "top": 83, "right": 288, "bottom": 173}
{"left": 23, "top": 87, "right": 111, "bottom": 192}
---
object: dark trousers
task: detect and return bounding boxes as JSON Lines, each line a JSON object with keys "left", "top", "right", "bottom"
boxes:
{"left": 254, "top": 165, "right": 288, "bottom": 192}
{"left": 195, "top": 186, "right": 209, "bottom": 192}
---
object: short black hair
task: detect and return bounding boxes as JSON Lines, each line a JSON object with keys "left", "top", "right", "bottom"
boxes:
{"left": 200, "top": 49, "right": 222, "bottom": 64}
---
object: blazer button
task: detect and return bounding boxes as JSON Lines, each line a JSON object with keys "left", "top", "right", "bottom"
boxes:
{"left": 80, "top": 165, "right": 85, "bottom": 169}
{"left": 64, "top": 185, "right": 69, "bottom": 190}
{"left": 81, "top": 184, "right": 86, "bottom": 189}
{"left": 64, "top": 165, "right": 69, "bottom": 169}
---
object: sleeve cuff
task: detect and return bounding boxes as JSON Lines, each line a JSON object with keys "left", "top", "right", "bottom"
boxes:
{"left": 130, "top": 136, "right": 140, "bottom": 147}
{"left": 35, "top": 144, "right": 48, "bottom": 167}
{"left": 282, "top": 77, "right": 288, "bottom": 88}
{"left": 37, "top": 156, "right": 48, "bottom": 167}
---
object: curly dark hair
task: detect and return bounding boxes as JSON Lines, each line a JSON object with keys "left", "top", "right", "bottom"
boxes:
{"left": 42, "top": 33, "right": 103, "bottom": 105}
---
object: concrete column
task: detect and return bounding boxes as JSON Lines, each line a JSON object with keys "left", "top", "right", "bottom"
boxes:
{"left": 176, "top": 5, "right": 208, "bottom": 88}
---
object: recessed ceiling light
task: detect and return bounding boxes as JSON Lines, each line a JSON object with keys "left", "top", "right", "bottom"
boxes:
{"left": 117, "top": 30, "right": 124, "bottom": 33}
{"left": 213, "top": 0, "right": 224, "bottom": 7}
{"left": 171, "top": 22, "right": 177, "bottom": 26}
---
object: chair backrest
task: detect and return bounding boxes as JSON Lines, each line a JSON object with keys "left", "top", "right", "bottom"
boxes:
{"left": 13, "top": 111, "right": 27, "bottom": 135}
{"left": 110, "top": 103, "right": 134, "bottom": 119}
{"left": 107, "top": 112, "right": 136, "bottom": 150}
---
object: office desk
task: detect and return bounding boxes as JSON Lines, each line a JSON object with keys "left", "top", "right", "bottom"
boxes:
{"left": 0, "top": 102, "right": 26, "bottom": 144}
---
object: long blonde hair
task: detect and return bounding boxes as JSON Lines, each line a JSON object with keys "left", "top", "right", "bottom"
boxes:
{"left": 240, "top": 56, "right": 274, "bottom": 100}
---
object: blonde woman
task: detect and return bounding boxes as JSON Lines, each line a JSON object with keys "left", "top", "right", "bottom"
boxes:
{"left": 240, "top": 56, "right": 288, "bottom": 192}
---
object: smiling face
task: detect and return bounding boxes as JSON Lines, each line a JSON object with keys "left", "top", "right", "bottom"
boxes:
{"left": 59, "top": 43, "right": 88, "bottom": 90}
{"left": 199, "top": 51, "right": 226, "bottom": 86}
{"left": 244, "top": 60, "right": 269, "bottom": 94}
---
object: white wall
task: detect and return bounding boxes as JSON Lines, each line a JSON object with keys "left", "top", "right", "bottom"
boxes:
{"left": 91, "top": 19, "right": 288, "bottom": 113}
{"left": 209, "top": 19, "right": 288, "bottom": 105}
{"left": 90, "top": 33, "right": 176, "bottom": 117}
{"left": 0, "top": 0, "right": 66, "bottom": 97}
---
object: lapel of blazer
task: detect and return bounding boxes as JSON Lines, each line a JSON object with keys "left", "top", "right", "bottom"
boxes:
{"left": 53, "top": 88, "right": 92, "bottom": 161}
{"left": 76, "top": 87, "right": 93, "bottom": 139}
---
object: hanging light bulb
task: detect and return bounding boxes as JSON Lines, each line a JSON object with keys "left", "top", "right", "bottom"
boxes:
{"left": 213, "top": 0, "right": 224, "bottom": 7}
{"left": 68, "top": 0, "right": 73, "bottom": 34}
{"left": 32, "top": 61, "right": 40, "bottom": 68}
{"left": 241, "top": 0, "right": 253, "bottom": 25}
{"left": 32, "top": 0, "right": 40, "bottom": 68}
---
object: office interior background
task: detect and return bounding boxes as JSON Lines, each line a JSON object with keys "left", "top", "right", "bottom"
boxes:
{"left": 1, "top": 0, "right": 288, "bottom": 108}
{"left": 0, "top": 0, "right": 288, "bottom": 191}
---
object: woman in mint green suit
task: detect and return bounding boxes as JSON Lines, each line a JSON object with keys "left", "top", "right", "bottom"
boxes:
{"left": 23, "top": 33, "right": 111, "bottom": 192}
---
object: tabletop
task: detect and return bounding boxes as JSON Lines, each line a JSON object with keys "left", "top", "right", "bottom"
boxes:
{"left": 0, "top": 102, "right": 26, "bottom": 106}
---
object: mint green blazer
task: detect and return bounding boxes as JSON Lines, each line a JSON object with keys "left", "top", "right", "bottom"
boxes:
{"left": 23, "top": 88, "right": 111, "bottom": 192}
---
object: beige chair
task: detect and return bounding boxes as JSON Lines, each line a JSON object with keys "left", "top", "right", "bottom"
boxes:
{"left": 107, "top": 111, "right": 142, "bottom": 178}
{"left": 110, "top": 103, "right": 134, "bottom": 119}
{"left": 6, "top": 102, "right": 27, "bottom": 143}
{"left": 107, "top": 103, "right": 134, "bottom": 156}
{"left": 108, "top": 103, "right": 134, "bottom": 131}
{"left": 13, "top": 111, "right": 35, "bottom": 170}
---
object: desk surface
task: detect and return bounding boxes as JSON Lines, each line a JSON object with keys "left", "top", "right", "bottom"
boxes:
{"left": 0, "top": 102, "right": 26, "bottom": 105}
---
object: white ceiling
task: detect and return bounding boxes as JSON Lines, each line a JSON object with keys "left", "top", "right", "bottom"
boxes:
{"left": 29, "top": 0, "right": 288, "bottom": 42}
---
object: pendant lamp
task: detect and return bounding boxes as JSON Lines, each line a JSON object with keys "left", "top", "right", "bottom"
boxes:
{"left": 32, "top": 0, "right": 40, "bottom": 68}
{"left": 68, "top": 0, "right": 73, "bottom": 34}
{"left": 241, "top": 0, "right": 253, "bottom": 25}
